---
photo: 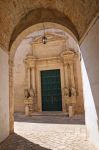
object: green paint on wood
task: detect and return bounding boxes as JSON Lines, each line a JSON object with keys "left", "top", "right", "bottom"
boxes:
{"left": 41, "top": 69, "right": 62, "bottom": 111}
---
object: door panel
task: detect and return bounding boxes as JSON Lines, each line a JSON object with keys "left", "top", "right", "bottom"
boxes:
{"left": 41, "top": 69, "right": 62, "bottom": 111}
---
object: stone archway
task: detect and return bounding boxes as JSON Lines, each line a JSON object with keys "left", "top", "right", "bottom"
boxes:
{"left": 0, "top": 1, "right": 98, "bottom": 148}
{"left": 9, "top": 22, "right": 79, "bottom": 133}
{"left": 9, "top": 8, "right": 79, "bottom": 49}
{"left": 8, "top": 18, "right": 99, "bottom": 150}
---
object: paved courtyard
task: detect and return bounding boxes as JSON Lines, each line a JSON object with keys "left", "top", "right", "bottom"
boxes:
{"left": 0, "top": 113, "right": 97, "bottom": 150}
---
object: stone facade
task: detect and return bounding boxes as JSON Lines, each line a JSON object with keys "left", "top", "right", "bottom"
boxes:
{"left": 14, "top": 34, "right": 84, "bottom": 116}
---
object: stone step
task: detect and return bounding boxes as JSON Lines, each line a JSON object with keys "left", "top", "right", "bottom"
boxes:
{"left": 31, "top": 111, "right": 68, "bottom": 116}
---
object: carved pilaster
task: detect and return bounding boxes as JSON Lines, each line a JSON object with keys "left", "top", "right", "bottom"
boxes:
{"left": 70, "top": 62, "right": 75, "bottom": 88}
{"left": 64, "top": 62, "right": 69, "bottom": 88}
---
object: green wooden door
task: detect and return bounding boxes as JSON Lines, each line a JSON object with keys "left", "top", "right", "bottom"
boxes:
{"left": 41, "top": 69, "right": 62, "bottom": 111}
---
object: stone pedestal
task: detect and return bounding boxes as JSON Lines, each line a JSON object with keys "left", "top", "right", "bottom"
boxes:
{"left": 24, "top": 97, "right": 33, "bottom": 116}
{"left": 68, "top": 105, "right": 74, "bottom": 117}
{"left": 25, "top": 105, "right": 29, "bottom": 116}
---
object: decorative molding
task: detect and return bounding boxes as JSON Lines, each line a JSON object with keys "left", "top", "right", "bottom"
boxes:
{"left": 60, "top": 49, "right": 78, "bottom": 63}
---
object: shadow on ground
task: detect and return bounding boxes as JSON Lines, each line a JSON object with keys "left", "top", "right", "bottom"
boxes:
{"left": 14, "top": 113, "right": 85, "bottom": 125}
{"left": 0, "top": 133, "right": 51, "bottom": 150}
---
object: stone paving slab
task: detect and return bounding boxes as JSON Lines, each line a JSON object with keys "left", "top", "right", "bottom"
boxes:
{"left": 0, "top": 113, "right": 97, "bottom": 150}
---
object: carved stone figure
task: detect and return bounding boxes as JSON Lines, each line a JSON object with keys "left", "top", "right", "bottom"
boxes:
{"left": 24, "top": 88, "right": 35, "bottom": 99}
{"left": 64, "top": 87, "right": 69, "bottom": 105}
{"left": 24, "top": 88, "right": 35, "bottom": 115}
{"left": 24, "top": 89, "right": 30, "bottom": 98}
{"left": 71, "top": 87, "right": 76, "bottom": 96}
{"left": 64, "top": 87, "right": 69, "bottom": 97}
{"left": 29, "top": 88, "right": 35, "bottom": 98}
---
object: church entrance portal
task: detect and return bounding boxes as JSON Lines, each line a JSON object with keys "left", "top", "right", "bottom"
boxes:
{"left": 41, "top": 69, "right": 62, "bottom": 111}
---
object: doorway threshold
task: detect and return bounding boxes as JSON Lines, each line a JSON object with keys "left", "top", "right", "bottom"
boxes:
{"left": 31, "top": 111, "right": 68, "bottom": 116}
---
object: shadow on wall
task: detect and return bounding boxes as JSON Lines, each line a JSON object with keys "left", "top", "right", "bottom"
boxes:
{"left": 14, "top": 113, "right": 85, "bottom": 125}
{"left": 0, "top": 133, "right": 51, "bottom": 150}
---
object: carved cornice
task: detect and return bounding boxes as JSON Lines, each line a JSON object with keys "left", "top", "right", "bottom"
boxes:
{"left": 24, "top": 49, "right": 79, "bottom": 67}
{"left": 60, "top": 49, "right": 79, "bottom": 64}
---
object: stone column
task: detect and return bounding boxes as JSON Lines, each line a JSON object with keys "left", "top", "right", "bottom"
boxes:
{"left": 31, "top": 65, "right": 36, "bottom": 91}
{"left": 9, "top": 58, "right": 14, "bottom": 133}
{"left": 64, "top": 63, "right": 69, "bottom": 88}
{"left": 61, "top": 52, "right": 71, "bottom": 113}
{"left": 24, "top": 65, "right": 28, "bottom": 89}
{"left": 31, "top": 60, "right": 36, "bottom": 112}
{"left": 70, "top": 62, "right": 75, "bottom": 89}
{"left": 69, "top": 62, "right": 76, "bottom": 117}
{"left": 63, "top": 62, "right": 69, "bottom": 113}
{"left": 27, "top": 67, "right": 31, "bottom": 89}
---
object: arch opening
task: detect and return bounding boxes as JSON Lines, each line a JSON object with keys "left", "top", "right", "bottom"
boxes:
{"left": 9, "top": 8, "right": 79, "bottom": 50}
{"left": 9, "top": 21, "right": 85, "bottom": 132}
{"left": 9, "top": 20, "right": 98, "bottom": 149}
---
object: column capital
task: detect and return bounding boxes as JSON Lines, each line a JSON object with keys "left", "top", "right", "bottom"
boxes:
{"left": 24, "top": 55, "right": 36, "bottom": 68}
{"left": 61, "top": 50, "right": 78, "bottom": 65}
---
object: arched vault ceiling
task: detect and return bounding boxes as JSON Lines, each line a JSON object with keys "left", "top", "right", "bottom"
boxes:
{"left": 0, "top": 0, "right": 99, "bottom": 51}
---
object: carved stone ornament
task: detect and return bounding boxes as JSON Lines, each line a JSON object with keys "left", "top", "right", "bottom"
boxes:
{"left": 24, "top": 89, "right": 30, "bottom": 99}
{"left": 29, "top": 88, "right": 35, "bottom": 98}
{"left": 71, "top": 87, "right": 76, "bottom": 97}
{"left": 64, "top": 87, "right": 69, "bottom": 97}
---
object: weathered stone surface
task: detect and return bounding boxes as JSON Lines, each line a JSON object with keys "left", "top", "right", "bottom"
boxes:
{"left": 0, "top": 0, "right": 99, "bottom": 51}
{"left": 0, "top": 48, "right": 9, "bottom": 143}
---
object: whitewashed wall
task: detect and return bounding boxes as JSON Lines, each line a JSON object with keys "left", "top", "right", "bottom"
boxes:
{"left": 0, "top": 48, "right": 9, "bottom": 142}
{"left": 80, "top": 18, "right": 99, "bottom": 149}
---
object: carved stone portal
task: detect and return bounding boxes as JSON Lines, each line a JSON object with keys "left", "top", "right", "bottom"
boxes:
{"left": 23, "top": 49, "right": 83, "bottom": 117}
